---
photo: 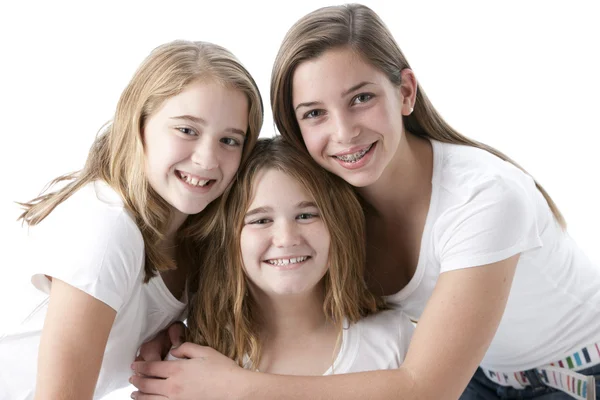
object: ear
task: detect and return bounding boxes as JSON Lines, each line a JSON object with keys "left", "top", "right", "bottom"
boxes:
{"left": 399, "top": 68, "right": 418, "bottom": 116}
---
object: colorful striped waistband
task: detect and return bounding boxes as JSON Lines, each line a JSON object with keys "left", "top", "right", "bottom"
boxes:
{"left": 481, "top": 342, "right": 599, "bottom": 400}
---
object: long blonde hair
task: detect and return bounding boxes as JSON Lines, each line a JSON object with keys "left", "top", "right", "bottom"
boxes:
{"left": 271, "top": 3, "right": 565, "bottom": 228}
{"left": 18, "top": 40, "right": 264, "bottom": 281}
{"left": 187, "top": 137, "right": 385, "bottom": 368}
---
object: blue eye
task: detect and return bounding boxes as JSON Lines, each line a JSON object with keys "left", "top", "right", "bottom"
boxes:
{"left": 352, "top": 93, "right": 373, "bottom": 104}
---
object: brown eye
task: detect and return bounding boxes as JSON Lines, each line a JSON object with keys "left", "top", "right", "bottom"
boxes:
{"left": 304, "top": 109, "right": 325, "bottom": 119}
{"left": 177, "top": 127, "right": 197, "bottom": 136}
{"left": 220, "top": 137, "right": 241, "bottom": 146}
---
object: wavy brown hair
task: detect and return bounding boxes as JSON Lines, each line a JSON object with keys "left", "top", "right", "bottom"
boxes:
{"left": 187, "top": 136, "right": 384, "bottom": 368}
{"left": 18, "top": 40, "right": 264, "bottom": 281}
{"left": 270, "top": 3, "right": 565, "bottom": 228}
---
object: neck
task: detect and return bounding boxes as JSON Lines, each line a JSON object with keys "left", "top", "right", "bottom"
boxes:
{"left": 250, "top": 283, "right": 342, "bottom": 376}
{"left": 160, "top": 209, "right": 188, "bottom": 258}
{"left": 357, "top": 132, "right": 433, "bottom": 217}
{"left": 252, "top": 285, "right": 329, "bottom": 341}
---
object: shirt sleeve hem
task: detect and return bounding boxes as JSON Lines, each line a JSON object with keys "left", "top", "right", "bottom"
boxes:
{"left": 30, "top": 272, "right": 124, "bottom": 311}
{"left": 440, "top": 236, "right": 543, "bottom": 273}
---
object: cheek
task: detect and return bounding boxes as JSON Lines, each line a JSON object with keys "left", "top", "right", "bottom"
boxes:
{"left": 321, "top": 233, "right": 331, "bottom": 259}
{"left": 218, "top": 148, "right": 243, "bottom": 177}
{"left": 147, "top": 137, "right": 188, "bottom": 172}
{"left": 310, "top": 225, "right": 331, "bottom": 255}
{"left": 301, "top": 130, "right": 328, "bottom": 162}
{"left": 240, "top": 230, "right": 257, "bottom": 263}
{"left": 380, "top": 100, "right": 404, "bottom": 133}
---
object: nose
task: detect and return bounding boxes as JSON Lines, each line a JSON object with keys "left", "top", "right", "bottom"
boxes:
{"left": 272, "top": 219, "right": 302, "bottom": 248}
{"left": 331, "top": 111, "right": 359, "bottom": 144}
{"left": 191, "top": 136, "right": 219, "bottom": 170}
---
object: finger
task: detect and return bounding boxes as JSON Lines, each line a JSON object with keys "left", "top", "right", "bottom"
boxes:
{"left": 131, "top": 390, "right": 168, "bottom": 400}
{"left": 130, "top": 375, "right": 169, "bottom": 395}
{"left": 138, "top": 331, "right": 169, "bottom": 362}
{"left": 131, "top": 360, "right": 178, "bottom": 379}
{"left": 138, "top": 343, "right": 163, "bottom": 362}
{"left": 167, "top": 321, "right": 187, "bottom": 348}
{"left": 170, "top": 342, "right": 210, "bottom": 359}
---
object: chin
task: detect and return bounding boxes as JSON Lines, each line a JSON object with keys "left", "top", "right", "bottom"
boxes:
{"left": 339, "top": 171, "right": 380, "bottom": 188}
{"left": 172, "top": 199, "right": 211, "bottom": 216}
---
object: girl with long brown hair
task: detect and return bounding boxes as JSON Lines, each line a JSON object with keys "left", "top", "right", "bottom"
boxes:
{"left": 181, "top": 136, "right": 413, "bottom": 376}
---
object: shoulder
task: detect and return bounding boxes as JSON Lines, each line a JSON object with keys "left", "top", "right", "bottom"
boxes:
{"left": 345, "top": 309, "right": 414, "bottom": 369}
{"left": 35, "top": 181, "right": 143, "bottom": 249}
{"left": 29, "top": 181, "right": 145, "bottom": 277}
{"left": 27, "top": 182, "right": 146, "bottom": 309}
{"left": 432, "top": 140, "right": 543, "bottom": 225}
{"left": 356, "top": 309, "right": 415, "bottom": 345}
{"left": 430, "top": 142, "right": 544, "bottom": 270}
{"left": 434, "top": 140, "right": 535, "bottom": 199}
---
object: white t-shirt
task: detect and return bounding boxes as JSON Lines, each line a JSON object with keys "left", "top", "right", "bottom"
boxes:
{"left": 242, "top": 309, "right": 414, "bottom": 375}
{"left": 384, "top": 140, "right": 600, "bottom": 372}
{"left": 0, "top": 181, "right": 186, "bottom": 400}
{"left": 324, "top": 309, "right": 414, "bottom": 375}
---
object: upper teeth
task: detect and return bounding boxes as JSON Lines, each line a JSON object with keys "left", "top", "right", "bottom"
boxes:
{"left": 335, "top": 144, "right": 372, "bottom": 163}
{"left": 267, "top": 257, "right": 308, "bottom": 266}
{"left": 179, "top": 172, "right": 210, "bottom": 187}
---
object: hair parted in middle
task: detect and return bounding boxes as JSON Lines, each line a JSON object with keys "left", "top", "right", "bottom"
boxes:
{"left": 187, "top": 136, "right": 385, "bottom": 369}
{"left": 270, "top": 3, "right": 565, "bottom": 228}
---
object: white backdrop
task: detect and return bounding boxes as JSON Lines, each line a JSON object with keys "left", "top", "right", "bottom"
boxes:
{"left": 0, "top": 0, "right": 598, "bottom": 398}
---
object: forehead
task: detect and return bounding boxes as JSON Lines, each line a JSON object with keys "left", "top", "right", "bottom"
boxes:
{"left": 154, "top": 80, "right": 248, "bottom": 124}
{"left": 292, "top": 48, "right": 385, "bottom": 102}
{"left": 248, "top": 168, "right": 313, "bottom": 206}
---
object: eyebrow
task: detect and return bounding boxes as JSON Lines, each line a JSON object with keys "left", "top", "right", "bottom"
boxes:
{"left": 294, "top": 81, "right": 375, "bottom": 112}
{"left": 244, "top": 201, "right": 318, "bottom": 218}
{"left": 244, "top": 206, "right": 272, "bottom": 219}
{"left": 170, "top": 115, "right": 246, "bottom": 136}
{"left": 297, "top": 201, "right": 318, "bottom": 209}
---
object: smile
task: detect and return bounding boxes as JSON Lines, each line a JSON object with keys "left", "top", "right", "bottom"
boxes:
{"left": 176, "top": 170, "right": 214, "bottom": 188}
{"left": 265, "top": 256, "right": 310, "bottom": 266}
{"left": 333, "top": 143, "right": 374, "bottom": 163}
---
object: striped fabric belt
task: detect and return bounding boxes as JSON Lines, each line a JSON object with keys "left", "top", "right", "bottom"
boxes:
{"left": 481, "top": 342, "right": 600, "bottom": 400}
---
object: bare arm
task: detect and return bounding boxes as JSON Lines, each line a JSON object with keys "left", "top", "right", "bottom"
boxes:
{"left": 35, "top": 278, "right": 116, "bottom": 400}
{"left": 131, "top": 254, "right": 518, "bottom": 400}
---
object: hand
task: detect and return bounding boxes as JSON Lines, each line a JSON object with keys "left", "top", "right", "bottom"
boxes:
{"left": 136, "top": 322, "right": 186, "bottom": 362}
{"left": 130, "top": 343, "right": 247, "bottom": 400}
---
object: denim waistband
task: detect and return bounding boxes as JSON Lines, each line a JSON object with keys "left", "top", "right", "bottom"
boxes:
{"left": 480, "top": 342, "right": 600, "bottom": 400}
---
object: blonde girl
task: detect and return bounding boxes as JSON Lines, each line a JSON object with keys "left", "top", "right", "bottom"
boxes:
{"left": 0, "top": 40, "right": 262, "bottom": 400}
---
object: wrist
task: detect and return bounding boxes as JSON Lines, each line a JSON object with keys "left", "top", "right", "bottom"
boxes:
{"left": 232, "top": 368, "right": 259, "bottom": 400}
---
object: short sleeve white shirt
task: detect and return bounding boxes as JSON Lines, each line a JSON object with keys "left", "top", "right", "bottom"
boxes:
{"left": 0, "top": 181, "right": 186, "bottom": 399}
{"left": 384, "top": 140, "right": 600, "bottom": 371}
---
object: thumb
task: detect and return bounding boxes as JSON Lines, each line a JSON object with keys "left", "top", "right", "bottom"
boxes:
{"left": 170, "top": 342, "right": 208, "bottom": 359}
{"left": 168, "top": 321, "right": 187, "bottom": 349}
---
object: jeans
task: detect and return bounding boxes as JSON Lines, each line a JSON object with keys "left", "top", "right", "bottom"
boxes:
{"left": 459, "top": 364, "right": 600, "bottom": 399}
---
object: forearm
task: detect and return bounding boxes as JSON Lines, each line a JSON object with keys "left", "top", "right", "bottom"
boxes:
{"left": 240, "top": 367, "right": 428, "bottom": 400}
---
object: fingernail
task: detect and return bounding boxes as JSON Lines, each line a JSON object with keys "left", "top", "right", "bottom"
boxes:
{"left": 130, "top": 363, "right": 134, "bottom": 370}
{"left": 129, "top": 376, "right": 133, "bottom": 383}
